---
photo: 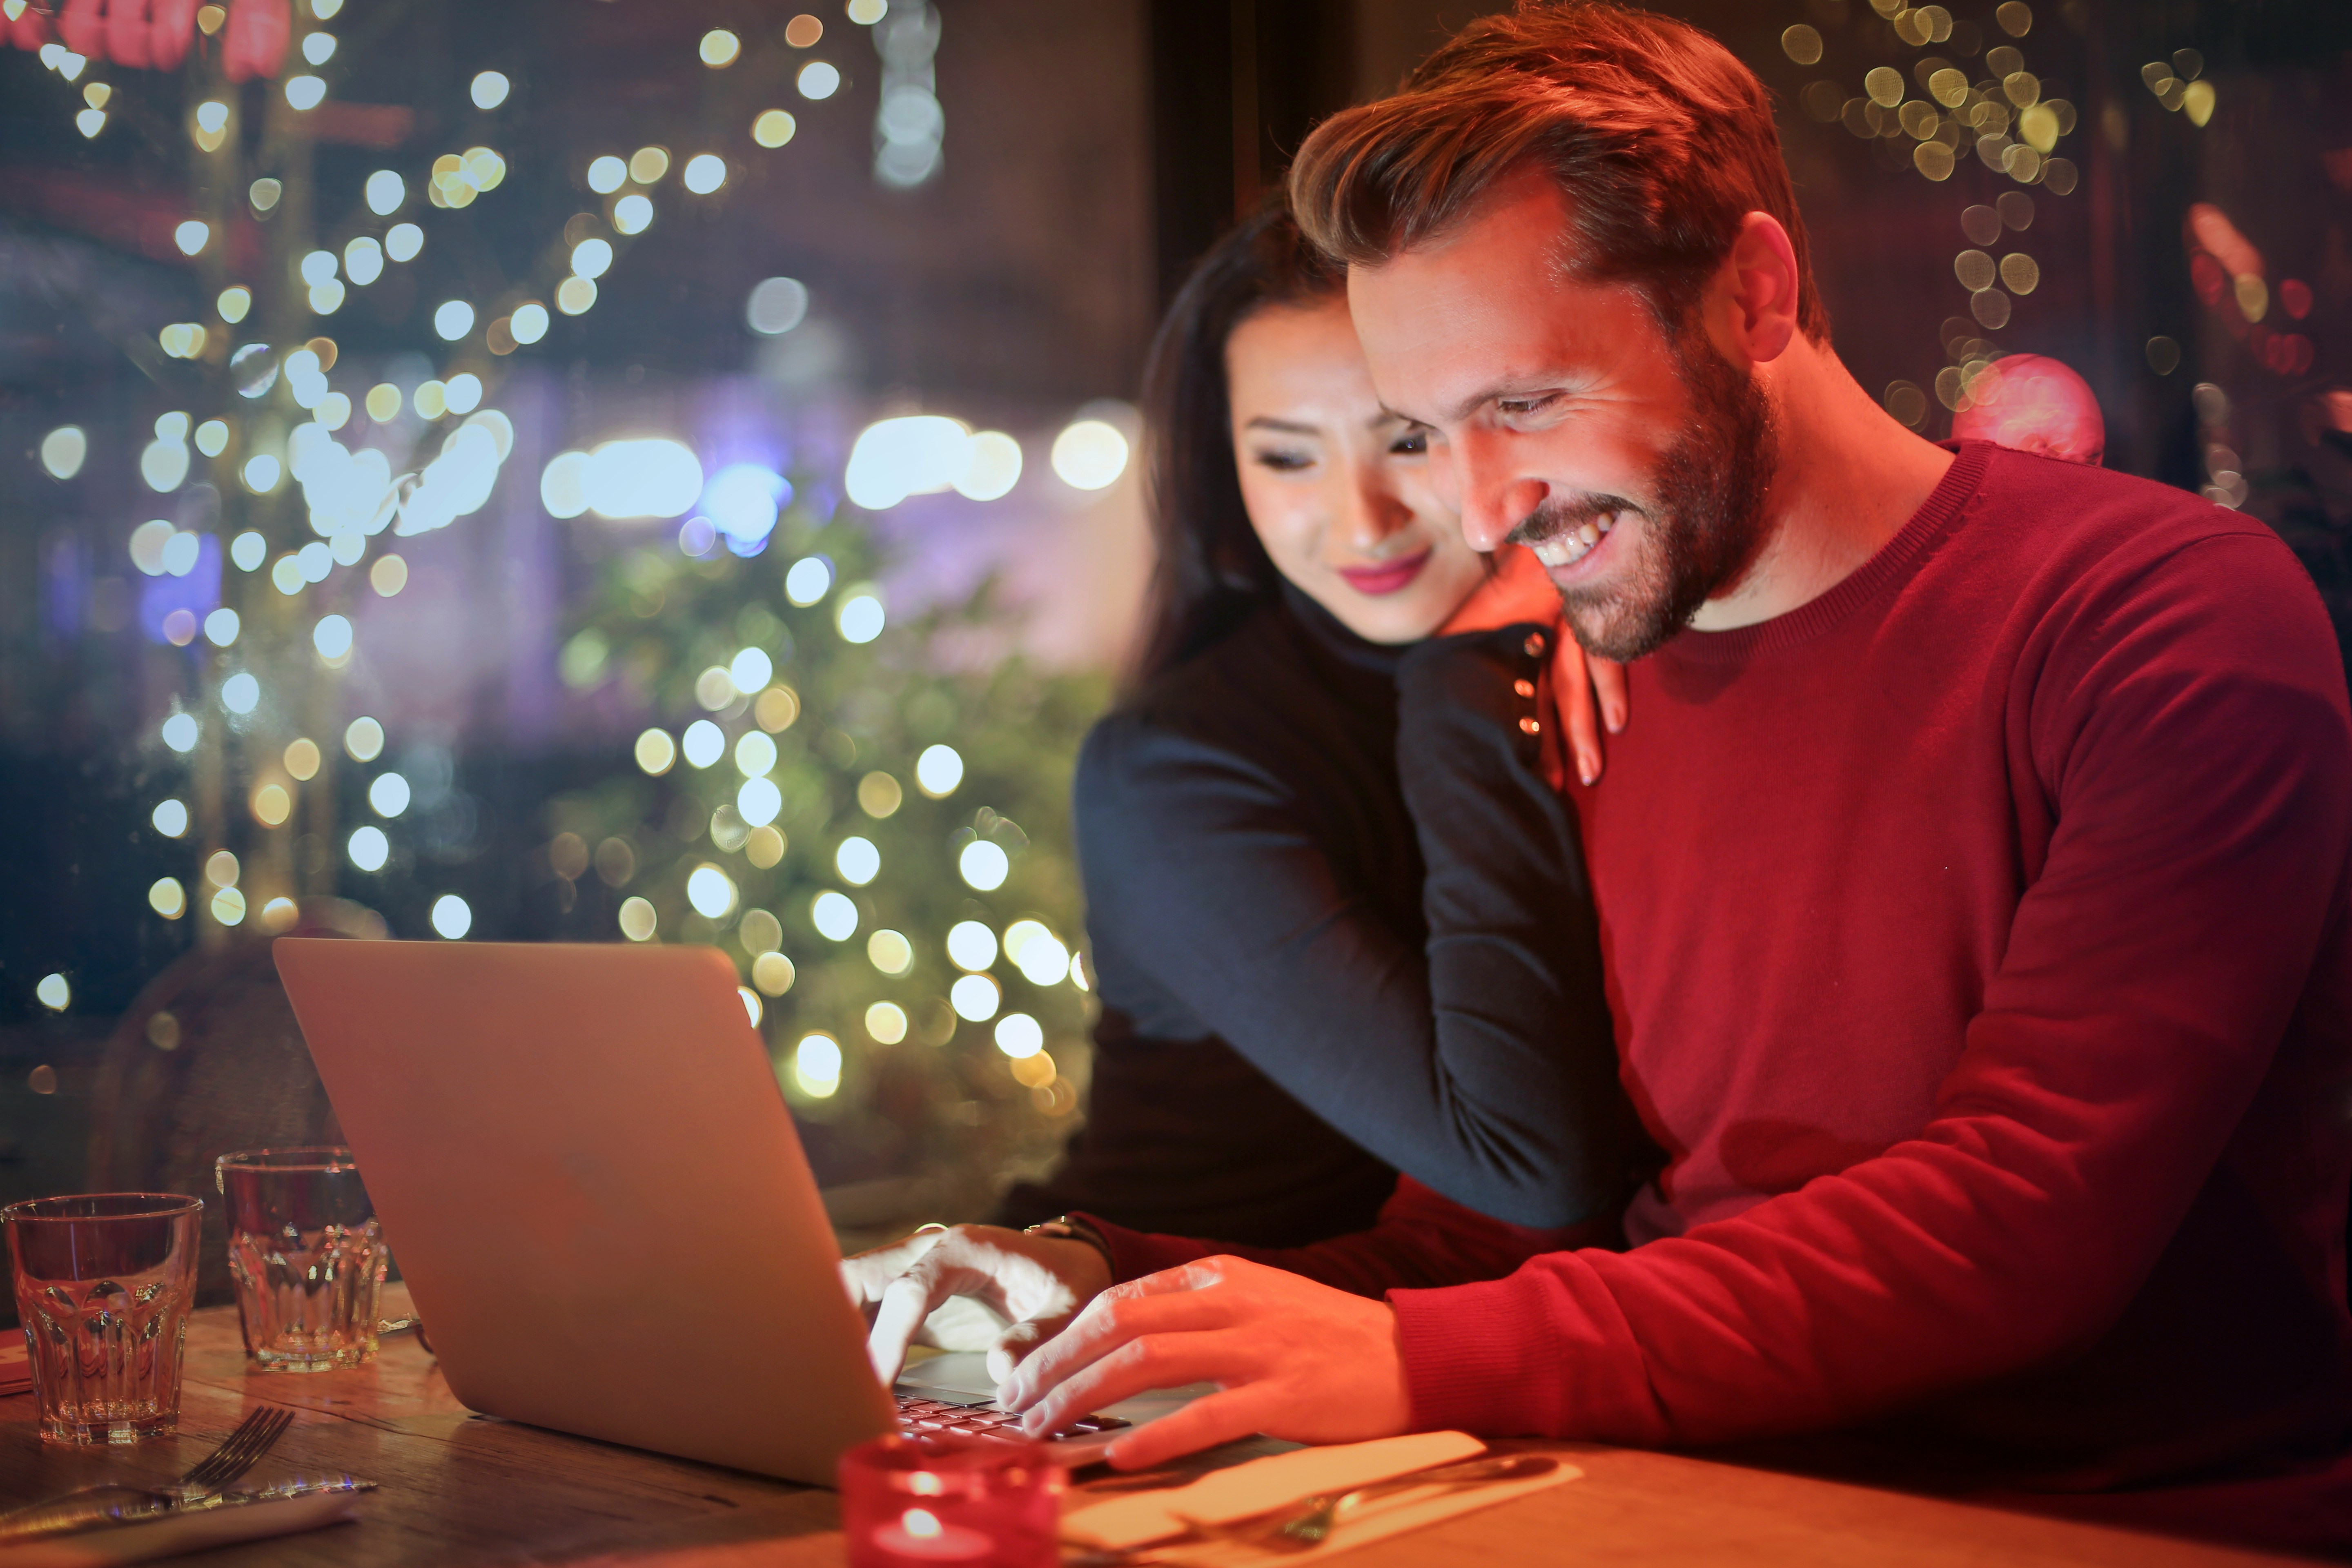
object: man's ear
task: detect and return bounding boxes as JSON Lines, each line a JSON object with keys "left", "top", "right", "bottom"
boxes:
{"left": 1703, "top": 212, "right": 1801, "bottom": 369}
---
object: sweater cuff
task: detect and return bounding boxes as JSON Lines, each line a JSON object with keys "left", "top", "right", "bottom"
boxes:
{"left": 1389, "top": 1257, "right": 1656, "bottom": 1442}
{"left": 1074, "top": 1213, "right": 1215, "bottom": 1285}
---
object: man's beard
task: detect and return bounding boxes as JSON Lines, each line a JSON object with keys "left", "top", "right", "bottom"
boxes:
{"left": 1512, "top": 335, "right": 1778, "bottom": 663}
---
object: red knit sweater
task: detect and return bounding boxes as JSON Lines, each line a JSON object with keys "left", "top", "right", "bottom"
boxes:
{"left": 1087, "top": 444, "right": 2352, "bottom": 1550}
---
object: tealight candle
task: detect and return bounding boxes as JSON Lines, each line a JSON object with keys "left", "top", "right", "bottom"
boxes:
{"left": 840, "top": 1433, "right": 1064, "bottom": 1568}
{"left": 869, "top": 1505, "right": 993, "bottom": 1561}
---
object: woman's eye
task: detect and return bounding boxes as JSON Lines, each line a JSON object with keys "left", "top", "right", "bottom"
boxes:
{"left": 1389, "top": 430, "right": 1428, "bottom": 456}
{"left": 1497, "top": 395, "right": 1555, "bottom": 418}
{"left": 1250, "top": 449, "right": 1313, "bottom": 473}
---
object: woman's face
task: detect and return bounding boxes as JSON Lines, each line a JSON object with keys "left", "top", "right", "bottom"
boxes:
{"left": 1225, "top": 297, "right": 1490, "bottom": 644}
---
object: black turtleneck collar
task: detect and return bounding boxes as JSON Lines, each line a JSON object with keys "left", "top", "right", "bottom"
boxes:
{"left": 1278, "top": 579, "right": 1412, "bottom": 681}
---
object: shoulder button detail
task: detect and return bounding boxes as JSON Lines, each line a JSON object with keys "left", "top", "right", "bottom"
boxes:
{"left": 1522, "top": 632, "right": 1546, "bottom": 657}
{"left": 1513, "top": 678, "right": 1536, "bottom": 699}
{"left": 1519, "top": 716, "right": 1541, "bottom": 735}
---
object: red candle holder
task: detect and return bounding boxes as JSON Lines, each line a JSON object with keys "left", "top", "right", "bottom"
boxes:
{"left": 840, "top": 1434, "right": 1065, "bottom": 1568}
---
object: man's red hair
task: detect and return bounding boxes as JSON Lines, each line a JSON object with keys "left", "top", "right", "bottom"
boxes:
{"left": 1289, "top": 0, "right": 1831, "bottom": 342}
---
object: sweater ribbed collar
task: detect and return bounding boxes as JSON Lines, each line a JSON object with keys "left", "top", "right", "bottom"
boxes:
{"left": 1654, "top": 439, "right": 1991, "bottom": 667}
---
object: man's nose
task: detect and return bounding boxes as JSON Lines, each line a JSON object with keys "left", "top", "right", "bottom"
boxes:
{"left": 1451, "top": 433, "right": 1545, "bottom": 552}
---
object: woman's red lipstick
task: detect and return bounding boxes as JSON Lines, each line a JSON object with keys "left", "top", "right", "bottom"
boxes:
{"left": 1337, "top": 548, "right": 1432, "bottom": 597}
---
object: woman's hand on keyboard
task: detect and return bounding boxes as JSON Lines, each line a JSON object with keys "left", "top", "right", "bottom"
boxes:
{"left": 842, "top": 1224, "right": 1114, "bottom": 1387}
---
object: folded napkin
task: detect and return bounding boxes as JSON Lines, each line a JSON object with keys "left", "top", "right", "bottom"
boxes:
{"left": 1064, "top": 1432, "right": 1492, "bottom": 1550}
{"left": 0, "top": 1488, "right": 363, "bottom": 1568}
{"left": 1142, "top": 1455, "right": 1577, "bottom": 1567}
{"left": 0, "top": 1340, "right": 30, "bottom": 1398}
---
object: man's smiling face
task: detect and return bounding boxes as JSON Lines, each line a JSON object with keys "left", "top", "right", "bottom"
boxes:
{"left": 1348, "top": 170, "right": 1778, "bottom": 662}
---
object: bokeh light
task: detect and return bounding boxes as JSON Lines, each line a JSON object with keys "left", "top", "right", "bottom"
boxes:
{"left": 946, "top": 920, "right": 997, "bottom": 971}
{"left": 737, "top": 778, "right": 783, "bottom": 827}
{"left": 812, "top": 890, "right": 860, "bottom": 941}
{"left": 794, "top": 1033, "right": 841, "bottom": 1097}
{"left": 149, "top": 878, "right": 187, "bottom": 919}
{"left": 431, "top": 894, "right": 472, "bottom": 939}
{"left": 348, "top": 827, "right": 388, "bottom": 871}
{"left": 858, "top": 771, "right": 902, "bottom": 817}
{"left": 635, "top": 728, "right": 676, "bottom": 775}
{"left": 838, "top": 592, "right": 884, "bottom": 644}
{"left": 345, "top": 715, "right": 385, "bottom": 762}
{"left": 471, "top": 71, "right": 510, "bottom": 109}
{"left": 370, "top": 772, "right": 411, "bottom": 816}
{"left": 950, "top": 973, "right": 999, "bottom": 1022}
{"left": 993, "top": 1013, "right": 1043, "bottom": 1059}
{"left": 682, "top": 720, "right": 725, "bottom": 768}
{"left": 912, "top": 747, "right": 960, "bottom": 799}
{"left": 687, "top": 864, "right": 738, "bottom": 919}
{"left": 618, "top": 896, "right": 658, "bottom": 941}
{"left": 748, "top": 277, "right": 809, "bottom": 335}
{"left": 753, "top": 951, "right": 797, "bottom": 995}
{"left": 40, "top": 427, "right": 87, "bottom": 480}
{"left": 835, "top": 836, "right": 881, "bottom": 885}
{"left": 958, "top": 840, "right": 1009, "bottom": 891}
{"left": 785, "top": 556, "right": 833, "bottom": 606}
{"left": 1051, "top": 419, "right": 1129, "bottom": 490}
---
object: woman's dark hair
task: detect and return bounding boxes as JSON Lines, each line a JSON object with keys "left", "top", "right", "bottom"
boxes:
{"left": 1129, "top": 195, "right": 1345, "bottom": 688}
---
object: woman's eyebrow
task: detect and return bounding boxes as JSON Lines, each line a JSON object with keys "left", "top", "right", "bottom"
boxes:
{"left": 1242, "top": 416, "right": 1321, "bottom": 435}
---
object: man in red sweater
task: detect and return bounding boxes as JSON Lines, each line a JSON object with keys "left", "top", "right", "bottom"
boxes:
{"left": 847, "top": 4, "right": 2352, "bottom": 1549}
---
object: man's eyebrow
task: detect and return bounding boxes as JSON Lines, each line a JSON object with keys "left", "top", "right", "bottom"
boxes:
{"left": 1242, "top": 416, "right": 1320, "bottom": 435}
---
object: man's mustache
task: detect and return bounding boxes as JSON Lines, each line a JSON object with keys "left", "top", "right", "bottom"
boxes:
{"left": 1507, "top": 493, "right": 1646, "bottom": 548}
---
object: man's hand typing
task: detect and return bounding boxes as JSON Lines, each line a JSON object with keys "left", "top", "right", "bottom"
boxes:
{"left": 998, "top": 1255, "right": 1412, "bottom": 1468}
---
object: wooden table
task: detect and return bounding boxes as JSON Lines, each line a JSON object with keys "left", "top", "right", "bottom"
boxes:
{"left": 0, "top": 1286, "right": 2311, "bottom": 1566}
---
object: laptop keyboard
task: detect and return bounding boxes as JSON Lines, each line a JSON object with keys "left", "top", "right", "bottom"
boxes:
{"left": 893, "top": 1389, "right": 1129, "bottom": 1442}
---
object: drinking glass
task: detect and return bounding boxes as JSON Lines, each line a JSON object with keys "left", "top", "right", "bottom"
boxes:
{"left": 214, "top": 1147, "right": 388, "bottom": 1372}
{"left": 4, "top": 1193, "right": 204, "bottom": 1443}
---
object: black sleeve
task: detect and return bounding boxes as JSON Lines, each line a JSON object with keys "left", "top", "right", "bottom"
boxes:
{"left": 1074, "top": 625, "right": 1630, "bottom": 1227}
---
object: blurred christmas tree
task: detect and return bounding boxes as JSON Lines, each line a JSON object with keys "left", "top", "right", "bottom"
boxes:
{"left": 8, "top": 0, "right": 1107, "bottom": 1226}
{"left": 543, "top": 488, "right": 1105, "bottom": 1229}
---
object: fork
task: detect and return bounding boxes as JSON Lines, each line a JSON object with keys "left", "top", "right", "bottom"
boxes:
{"left": 0, "top": 1405, "right": 298, "bottom": 1541}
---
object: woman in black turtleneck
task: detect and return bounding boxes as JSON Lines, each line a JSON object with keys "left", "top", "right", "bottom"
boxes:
{"left": 993, "top": 202, "right": 1638, "bottom": 1243}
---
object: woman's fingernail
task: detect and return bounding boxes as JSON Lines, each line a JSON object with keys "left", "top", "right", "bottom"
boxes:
{"left": 1605, "top": 708, "right": 1625, "bottom": 733}
{"left": 1578, "top": 760, "right": 1597, "bottom": 786}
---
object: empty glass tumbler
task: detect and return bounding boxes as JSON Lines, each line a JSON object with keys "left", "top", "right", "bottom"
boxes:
{"left": 214, "top": 1147, "right": 388, "bottom": 1372}
{"left": 4, "top": 1193, "right": 204, "bottom": 1443}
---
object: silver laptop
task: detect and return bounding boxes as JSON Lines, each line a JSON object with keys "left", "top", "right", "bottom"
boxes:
{"left": 275, "top": 937, "right": 1145, "bottom": 1485}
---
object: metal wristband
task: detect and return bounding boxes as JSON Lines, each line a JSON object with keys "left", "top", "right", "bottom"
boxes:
{"left": 1024, "top": 1213, "right": 1115, "bottom": 1276}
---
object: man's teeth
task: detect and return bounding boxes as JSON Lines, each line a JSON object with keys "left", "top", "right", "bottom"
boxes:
{"left": 1530, "top": 514, "right": 1616, "bottom": 568}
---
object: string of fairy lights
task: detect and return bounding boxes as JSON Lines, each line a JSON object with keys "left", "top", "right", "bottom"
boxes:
{"left": 24, "top": 2, "right": 1104, "bottom": 1130}
{"left": 21, "top": 0, "right": 922, "bottom": 1008}
{"left": 1779, "top": 0, "right": 2085, "bottom": 430}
